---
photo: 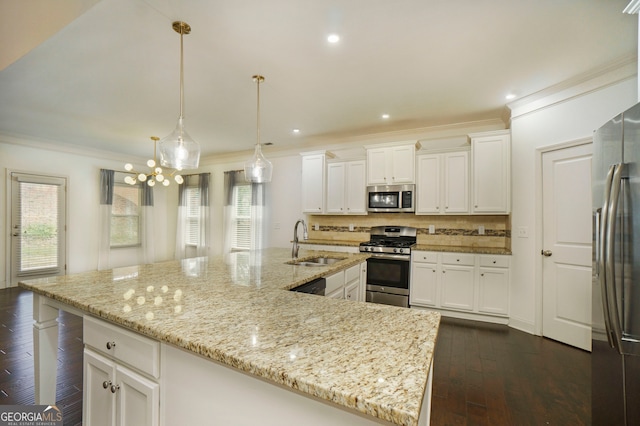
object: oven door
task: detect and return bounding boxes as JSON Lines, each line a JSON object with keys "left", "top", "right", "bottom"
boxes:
{"left": 365, "top": 254, "right": 410, "bottom": 295}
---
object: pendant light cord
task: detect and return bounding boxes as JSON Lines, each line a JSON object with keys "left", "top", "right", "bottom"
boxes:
{"left": 179, "top": 26, "right": 185, "bottom": 119}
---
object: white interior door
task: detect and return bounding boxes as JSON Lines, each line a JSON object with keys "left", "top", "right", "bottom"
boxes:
{"left": 541, "top": 143, "right": 592, "bottom": 351}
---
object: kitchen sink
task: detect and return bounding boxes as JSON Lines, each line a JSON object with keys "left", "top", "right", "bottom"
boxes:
{"left": 286, "top": 257, "right": 343, "bottom": 267}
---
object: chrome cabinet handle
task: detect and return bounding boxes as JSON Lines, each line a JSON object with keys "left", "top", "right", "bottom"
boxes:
{"left": 106, "top": 341, "right": 116, "bottom": 350}
{"left": 541, "top": 250, "right": 552, "bottom": 257}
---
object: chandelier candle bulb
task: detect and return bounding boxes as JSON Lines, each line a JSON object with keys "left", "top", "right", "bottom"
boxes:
{"left": 124, "top": 136, "right": 184, "bottom": 188}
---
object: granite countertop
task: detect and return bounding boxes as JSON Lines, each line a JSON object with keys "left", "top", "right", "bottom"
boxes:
{"left": 299, "top": 239, "right": 364, "bottom": 247}
{"left": 19, "top": 248, "right": 440, "bottom": 426}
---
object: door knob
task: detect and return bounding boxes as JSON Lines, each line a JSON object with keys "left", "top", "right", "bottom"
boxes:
{"left": 541, "top": 250, "right": 552, "bottom": 257}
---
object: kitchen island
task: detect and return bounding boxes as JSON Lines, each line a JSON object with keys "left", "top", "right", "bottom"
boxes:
{"left": 19, "top": 248, "right": 440, "bottom": 426}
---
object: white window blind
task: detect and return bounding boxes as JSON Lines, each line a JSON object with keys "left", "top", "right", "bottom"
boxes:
{"left": 111, "top": 184, "right": 141, "bottom": 247}
{"left": 233, "top": 184, "right": 252, "bottom": 250}
{"left": 14, "top": 175, "right": 65, "bottom": 276}
{"left": 185, "top": 186, "right": 201, "bottom": 246}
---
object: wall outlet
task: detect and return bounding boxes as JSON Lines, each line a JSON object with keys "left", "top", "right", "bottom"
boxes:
{"left": 349, "top": 224, "right": 354, "bottom": 232}
{"left": 428, "top": 225, "right": 435, "bottom": 234}
{"left": 478, "top": 225, "right": 485, "bottom": 235}
{"left": 314, "top": 223, "right": 319, "bottom": 231}
{"left": 517, "top": 226, "right": 529, "bottom": 238}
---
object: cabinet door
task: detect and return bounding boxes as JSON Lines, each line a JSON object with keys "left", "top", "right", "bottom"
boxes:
{"left": 326, "top": 162, "right": 346, "bottom": 214}
{"left": 472, "top": 134, "right": 510, "bottom": 214}
{"left": 84, "top": 349, "right": 116, "bottom": 426}
{"left": 443, "top": 151, "right": 469, "bottom": 214}
{"left": 345, "top": 281, "right": 360, "bottom": 302}
{"left": 416, "top": 154, "right": 441, "bottom": 214}
{"left": 390, "top": 145, "right": 415, "bottom": 183}
{"left": 440, "top": 265, "right": 474, "bottom": 311}
{"left": 345, "top": 160, "right": 367, "bottom": 214}
{"left": 116, "top": 365, "right": 159, "bottom": 426}
{"left": 410, "top": 262, "right": 438, "bottom": 307}
{"left": 301, "top": 154, "right": 325, "bottom": 213}
{"left": 367, "top": 148, "right": 388, "bottom": 185}
{"left": 478, "top": 267, "right": 509, "bottom": 316}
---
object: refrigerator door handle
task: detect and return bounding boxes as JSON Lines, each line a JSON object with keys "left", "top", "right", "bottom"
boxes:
{"left": 594, "top": 208, "right": 601, "bottom": 277}
{"left": 600, "top": 164, "right": 615, "bottom": 347}
{"left": 605, "top": 163, "right": 625, "bottom": 352}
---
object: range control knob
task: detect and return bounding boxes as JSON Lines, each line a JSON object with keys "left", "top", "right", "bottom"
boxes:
{"left": 398, "top": 248, "right": 404, "bottom": 254}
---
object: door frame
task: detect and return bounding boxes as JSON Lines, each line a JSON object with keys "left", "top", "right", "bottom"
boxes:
{"left": 534, "top": 137, "right": 592, "bottom": 336}
{"left": 4, "top": 168, "right": 69, "bottom": 288}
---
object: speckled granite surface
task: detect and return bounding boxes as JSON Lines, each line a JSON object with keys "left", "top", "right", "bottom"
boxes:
{"left": 19, "top": 248, "right": 440, "bottom": 426}
{"left": 413, "top": 244, "right": 512, "bottom": 255}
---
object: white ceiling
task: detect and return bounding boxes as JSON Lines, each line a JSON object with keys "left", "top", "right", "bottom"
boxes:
{"left": 0, "top": 0, "right": 637, "bottom": 161}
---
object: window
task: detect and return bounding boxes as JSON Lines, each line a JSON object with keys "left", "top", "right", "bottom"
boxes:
{"left": 110, "top": 183, "right": 140, "bottom": 247}
{"left": 232, "top": 183, "right": 252, "bottom": 251}
{"left": 185, "top": 186, "right": 201, "bottom": 246}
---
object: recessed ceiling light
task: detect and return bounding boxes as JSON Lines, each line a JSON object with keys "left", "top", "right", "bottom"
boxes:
{"left": 327, "top": 34, "right": 340, "bottom": 43}
{"left": 292, "top": 128, "right": 300, "bottom": 134}
{"left": 381, "top": 114, "right": 390, "bottom": 119}
{"left": 505, "top": 93, "right": 516, "bottom": 100}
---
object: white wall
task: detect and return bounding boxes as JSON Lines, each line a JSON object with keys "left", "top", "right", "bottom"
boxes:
{"left": 0, "top": 141, "right": 177, "bottom": 287}
{"left": 508, "top": 77, "right": 637, "bottom": 334}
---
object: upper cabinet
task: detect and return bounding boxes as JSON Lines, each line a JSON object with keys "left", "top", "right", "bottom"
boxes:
{"left": 326, "top": 160, "right": 367, "bottom": 215}
{"left": 469, "top": 130, "right": 511, "bottom": 214}
{"left": 301, "top": 151, "right": 334, "bottom": 214}
{"left": 365, "top": 142, "right": 417, "bottom": 185}
{"left": 416, "top": 151, "right": 469, "bottom": 215}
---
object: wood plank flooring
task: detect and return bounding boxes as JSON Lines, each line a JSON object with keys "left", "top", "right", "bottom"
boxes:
{"left": 0, "top": 287, "right": 589, "bottom": 425}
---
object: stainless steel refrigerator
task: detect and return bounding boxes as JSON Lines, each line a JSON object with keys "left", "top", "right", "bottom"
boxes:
{"left": 592, "top": 101, "right": 640, "bottom": 425}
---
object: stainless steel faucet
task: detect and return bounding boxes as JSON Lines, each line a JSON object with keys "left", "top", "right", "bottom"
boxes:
{"left": 292, "top": 219, "right": 308, "bottom": 259}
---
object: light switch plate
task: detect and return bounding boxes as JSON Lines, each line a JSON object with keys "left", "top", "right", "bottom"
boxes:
{"left": 349, "top": 224, "right": 354, "bottom": 232}
{"left": 428, "top": 225, "right": 435, "bottom": 234}
{"left": 517, "top": 226, "right": 529, "bottom": 238}
{"left": 314, "top": 223, "right": 319, "bottom": 231}
{"left": 478, "top": 225, "right": 485, "bottom": 235}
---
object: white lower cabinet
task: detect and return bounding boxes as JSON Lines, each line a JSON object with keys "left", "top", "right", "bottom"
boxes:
{"left": 411, "top": 251, "right": 510, "bottom": 322}
{"left": 325, "top": 263, "right": 365, "bottom": 301}
{"left": 83, "top": 316, "right": 160, "bottom": 426}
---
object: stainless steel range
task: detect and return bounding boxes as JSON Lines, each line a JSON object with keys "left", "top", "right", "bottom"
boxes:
{"left": 359, "top": 226, "right": 416, "bottom": 307}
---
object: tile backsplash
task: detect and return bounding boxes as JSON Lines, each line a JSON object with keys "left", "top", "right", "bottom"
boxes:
{"left": 305, "top": 213, "right": 511, "bottom": 250}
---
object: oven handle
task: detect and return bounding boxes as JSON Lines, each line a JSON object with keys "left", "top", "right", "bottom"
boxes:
{"left": 365, "top": 253, "right": 411, "bottom": 261}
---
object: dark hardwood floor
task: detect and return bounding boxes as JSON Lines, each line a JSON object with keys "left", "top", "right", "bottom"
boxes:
{"left": 0, "top": 287, "right": 589, "bottom": 425}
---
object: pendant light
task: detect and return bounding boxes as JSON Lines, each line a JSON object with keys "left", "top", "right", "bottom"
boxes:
{"left": 159, "top": 21, "right": 200, "bottom": 171}
{"left": 244, "top": 75, "right": 273, "bottom": 183}
{"left": 124, "top": 137, "right": 184, "bottom": 187}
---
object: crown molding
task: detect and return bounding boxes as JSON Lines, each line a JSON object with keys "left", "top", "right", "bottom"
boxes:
{"left": 508, "top": 54, "right": 637, "bottom": 120}
{"left": 624, "top": 0, "right": 640, "bottom": 14}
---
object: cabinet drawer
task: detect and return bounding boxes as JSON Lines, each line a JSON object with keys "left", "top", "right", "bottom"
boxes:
{"left": 84, "top": 316, "right": 160, "bottom": 379}
{"left": 325, "top": 270, "right": 345, "bottom": 294}
{"left": 412, "top": 251, "right": 438, "bottom": 263}
{"left": 345, "top": 264, "right": 360, "bottom": 283}
{"left": 479, "top": 255, "right": 510, "bottom": 268}
{"left": 441, "top": 253, "right": 475, "bottom": 266}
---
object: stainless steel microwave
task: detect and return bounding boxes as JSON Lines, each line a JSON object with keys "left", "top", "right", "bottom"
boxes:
{"left": 366, "top": 184, "right": 415, "bottom": 213}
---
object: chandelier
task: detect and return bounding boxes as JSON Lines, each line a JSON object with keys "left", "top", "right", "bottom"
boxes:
{"left": 244, "top": 75, "right": 273, "bottom": 183}
{"left": 124, "top": 136, "right": 184, "bottom": 187}
{"left": 159, "top": 21, "right": 200, "bottom": 171}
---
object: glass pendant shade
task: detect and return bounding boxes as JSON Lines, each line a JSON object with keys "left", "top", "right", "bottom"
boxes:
{"left": 244, "top": 143, "right": 273, "bottom": 183}
{"left": 159, "top": 21, "right": 200, "bottom": 171}
{"left": 244, "top": 74, "right": 272, "bottom": 183}
{"left": 159, "top": 117, "right": 200, "bottom": 171}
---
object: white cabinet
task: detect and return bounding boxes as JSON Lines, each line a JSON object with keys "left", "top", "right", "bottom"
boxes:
{"left": 477, "top": 255, "right": 510, "bottom": 315}
{"left": 410, "top": 252, "right": 438, "bottom": 307}
{"left": 470, "top": 130, "right": 511, "bottom": 214}
{"left": 410, "top": 251, "right": 510, "bottom": 322}
{"left": 416, "top": 151, "right": 469, "bottom": 214}
{"left": 324, "top": 263, "right": 364, "bottom": 300}
{"left": 439, "top": 253, "right": 475, "bottom": 311}
{"left": 83, "top": 316, "right": 160, "bottom": 426}
{"left": 326, "top": 160, "right": 367, "bottom": 215}
{"left": 366, "top": 143, "right": 416, "bottom": 185}
{"left": 301, "top": 151, "right": 333, "bottom": 213}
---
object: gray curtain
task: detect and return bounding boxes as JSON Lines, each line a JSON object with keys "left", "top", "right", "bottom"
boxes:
{"left": 98, "top": 169, "right": 115, "bottom": 270}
